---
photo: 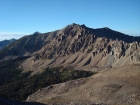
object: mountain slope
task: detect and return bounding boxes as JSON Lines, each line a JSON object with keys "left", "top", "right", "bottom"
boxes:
{"left": 0, "top": 23, "right": 140, "bottom": 73}
{"left": 27, "top": 64, "right": 140, "bottom": 105}
{"left": 0, "top": 38, "right": 16, "bottom": 50}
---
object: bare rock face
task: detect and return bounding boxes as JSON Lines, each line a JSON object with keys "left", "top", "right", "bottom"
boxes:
{"left": 0, "top": 23, "right": 140, "bottom": 71}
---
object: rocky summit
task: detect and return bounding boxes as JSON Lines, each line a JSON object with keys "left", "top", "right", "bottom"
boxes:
{"left": 0, "top": 23, "right": 140, "bottom": 105}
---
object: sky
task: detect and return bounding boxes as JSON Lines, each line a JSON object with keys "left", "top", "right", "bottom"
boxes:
{"left": 0, "top": 0, "right": 140, "bottom": 40}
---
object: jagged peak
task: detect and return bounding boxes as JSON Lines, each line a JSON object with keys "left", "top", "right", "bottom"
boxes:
{"left": 67, "top": 23, "right": 80, "bottom": 27}
{"left": 64, "top": 23, "right": 89, "bottom": 30}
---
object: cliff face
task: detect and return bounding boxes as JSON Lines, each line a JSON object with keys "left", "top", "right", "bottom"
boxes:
{"left": 0, "top": 23, "right": 140, "bottom": 72}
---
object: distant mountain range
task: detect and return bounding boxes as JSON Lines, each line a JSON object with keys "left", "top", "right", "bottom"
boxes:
{"left": 0, "top": 38, "right": 16, "bottom": 50}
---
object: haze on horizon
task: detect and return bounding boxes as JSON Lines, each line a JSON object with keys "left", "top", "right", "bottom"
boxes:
{"left": 0, "top": 0, "right": 140, "bottom": 41}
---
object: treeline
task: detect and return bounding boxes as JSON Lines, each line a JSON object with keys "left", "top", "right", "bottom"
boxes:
{"left": 0, "top": 57, "right": 94, "bottom": 101}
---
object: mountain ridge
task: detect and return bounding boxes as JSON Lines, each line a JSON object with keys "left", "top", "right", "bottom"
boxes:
{"left": 0, "top": 23, "right": 140, "bottom": 73}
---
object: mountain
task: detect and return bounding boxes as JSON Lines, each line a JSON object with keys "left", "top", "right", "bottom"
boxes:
{"left": 0, "top": 23, "right": 140, "bottom": 105}
{"left": 0, "top": 23, "right": 140, "bottom": 73}
{"left": 0, "top": 38, "right": 16, "bottom": 50}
